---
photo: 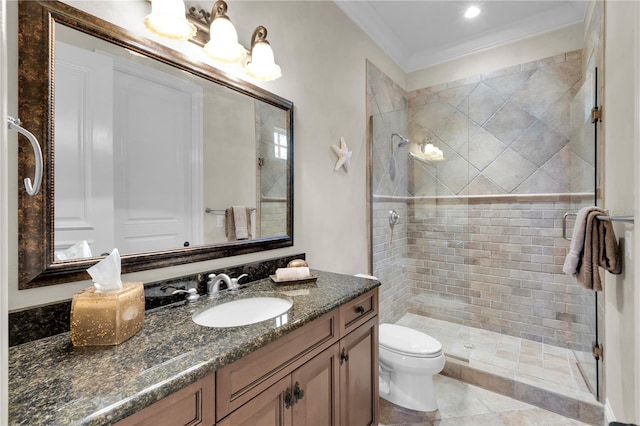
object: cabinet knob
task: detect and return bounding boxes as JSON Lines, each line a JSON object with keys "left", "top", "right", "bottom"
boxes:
{"left": 293, "top": 381, "right": 304, "bottom": 401}
{"left": 340, "top": 348, "right": 349, "bottom": 364}
{"left": 285, "top": 388, "right": 294, "bottom": 409}
{"left": 285, "top": 382, "right": 304, "bottom": 408}
{"left": 355, "top": 306, "right": 365, "bottom": 314}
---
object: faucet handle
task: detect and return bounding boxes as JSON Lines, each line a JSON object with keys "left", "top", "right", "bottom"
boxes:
{"left": 230, "top": 273, "right": 249, "bottom": 290}
{"left": 172, "top": 287, "right": 199, "bottom": 302}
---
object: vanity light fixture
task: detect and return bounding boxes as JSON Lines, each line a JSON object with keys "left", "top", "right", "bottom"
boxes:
{"left": 246, "top": 26, "right": 282, "bottom": 81}
{"left": 464, "top": 5, "right": 481, "bottom": 19}
{"left": 145, "top": 0, "right": 196, "bottom": 40}
{"left": 146, "top": 0, "right": 282, "bottom": 80}
{"left": 203, "top": 0, "right": 246, "bottom": 63}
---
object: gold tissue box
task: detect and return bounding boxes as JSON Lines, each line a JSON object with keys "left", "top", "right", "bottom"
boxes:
{"left": 71, "top": 282, "right": 145, "bottom": 347}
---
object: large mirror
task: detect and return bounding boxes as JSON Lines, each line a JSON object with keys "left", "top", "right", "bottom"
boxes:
{"left": 18, "top": 0, "right": 294, "bottom": 288}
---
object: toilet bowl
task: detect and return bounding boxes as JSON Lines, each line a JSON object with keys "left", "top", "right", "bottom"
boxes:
{"left": 379, "top": 323, "right": 445, "bottom": 412}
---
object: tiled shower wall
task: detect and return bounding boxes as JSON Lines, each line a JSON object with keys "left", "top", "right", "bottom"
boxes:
{"left": 407, "top": 50, "right": 590, "bottom": 197}
{"left": 368, "top": 49, "right": 597, "bottom": 350}
{"left": 367, "top": 61, "right": 411, "bottom": 325}
{"left": 404, "top": 50, "right": 596, "bottom": 351}
{"left": 407, "top": 197, "right": 593, "bottom": 351}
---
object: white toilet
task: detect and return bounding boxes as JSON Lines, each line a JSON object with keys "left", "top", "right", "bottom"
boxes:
{"left": 379, "top": 323, "right": 446, "bottom": 412}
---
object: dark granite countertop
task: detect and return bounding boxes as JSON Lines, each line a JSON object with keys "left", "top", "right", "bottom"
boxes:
{"left": 8, "top": 270, "right": 380, "bottom": 425}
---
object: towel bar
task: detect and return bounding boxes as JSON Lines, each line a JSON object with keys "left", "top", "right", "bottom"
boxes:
{"left": 563, "top": 212, "right": 634, "bottom": 241}
{"left": 595, "top": 215, "right": 634, "bottom": 223}
{"left": 205, "top": 207, "right": 256, "bottom": 215}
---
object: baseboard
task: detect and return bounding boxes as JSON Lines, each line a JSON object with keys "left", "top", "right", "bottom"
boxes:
{"left": 604, "top": 398, "right": 616, "bottom": 425}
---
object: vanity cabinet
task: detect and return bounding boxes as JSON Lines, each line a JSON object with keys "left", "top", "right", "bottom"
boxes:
{"left": 218, "top": 344, "right": 340, "bottom": 426}
{"left": 216, "top": 288, "right": 378, "bottom": 426}
{"left": 338, "top": 290, "right": 379, "bottom": 426}
{"left": 117, "top": 288, "right": 378, "bottom": 426}
{"left": 339, "top": 317, "right": 378, "bottom": 426}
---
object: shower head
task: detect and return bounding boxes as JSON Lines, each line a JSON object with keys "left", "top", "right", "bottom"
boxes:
{"left": 391, "top": 132, "right": 411, "bottom": 147}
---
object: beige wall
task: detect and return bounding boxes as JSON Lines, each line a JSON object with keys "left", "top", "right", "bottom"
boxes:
{"left": 603, "top": 1, "right": 638, "bottom": 422}
{"left": 6, "top": 0, "right": 405, "bottom": 310}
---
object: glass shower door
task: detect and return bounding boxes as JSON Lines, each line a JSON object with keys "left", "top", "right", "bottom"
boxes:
{"left": 568, "top": 64, "right": 600, "bottom": 400}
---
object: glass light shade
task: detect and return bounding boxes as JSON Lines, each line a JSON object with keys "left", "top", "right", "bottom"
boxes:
{"left": 204, "top": 17, "right": 246, "bottom": 63}
{"left": 246, "top": 41, "right": 282, "bottom": 81}
{"left": 145, "top": 0, "right": 196, "bottom": 40}
{"left": 464, "top": 6, "right": 481, "bottom": 19}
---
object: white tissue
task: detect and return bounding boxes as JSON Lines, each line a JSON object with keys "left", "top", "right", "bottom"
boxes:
{"left": 276, "top": 267, "right": 310, "bottom": 281}
{"left": 87, "top": 248, "right": 123, "bottom": 292}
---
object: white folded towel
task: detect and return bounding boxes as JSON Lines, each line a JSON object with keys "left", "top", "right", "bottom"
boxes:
{"left": 563, "top": 206, "right": 605, "bottom": 276}
{"left": 233, "top": 205, "right": 249, "bottom": 240}
{"left": 276, "top": 267, "right": 310, "bottom": 281}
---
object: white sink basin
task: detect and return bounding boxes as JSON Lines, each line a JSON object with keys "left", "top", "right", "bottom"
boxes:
{"left": 193, "top": 296, "right": 293, "bottom": 328}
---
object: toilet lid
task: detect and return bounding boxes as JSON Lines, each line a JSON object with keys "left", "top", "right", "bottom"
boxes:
{"left": 379, "top": 323, "right": 443, "bottom": 357}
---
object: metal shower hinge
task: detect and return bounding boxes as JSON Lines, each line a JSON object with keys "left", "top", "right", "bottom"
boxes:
{"left": 591, "top": 106, "right": 602, "bottom": 123}
{"left": 592, "top": 342, "right": 603, "bottom": 360}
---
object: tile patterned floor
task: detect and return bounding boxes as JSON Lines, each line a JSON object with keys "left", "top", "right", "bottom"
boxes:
{"left": 379, "top": 374, "right": 591, "bottom": 426}
{"left": 395, "top": 313, "right": 598, "bottom": 404}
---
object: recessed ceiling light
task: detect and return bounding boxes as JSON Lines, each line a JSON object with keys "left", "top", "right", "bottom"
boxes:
{"left": 464, "top": 6, "right": 481, "bottom": 19}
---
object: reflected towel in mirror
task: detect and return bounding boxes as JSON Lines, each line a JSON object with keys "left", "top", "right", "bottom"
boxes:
{"left": 225, "top": 206, "right": 252, "bottom": 241}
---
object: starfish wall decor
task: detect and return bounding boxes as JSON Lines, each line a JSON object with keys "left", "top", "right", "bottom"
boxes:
{"left": 331, "top": 136, "right": 352, "bottom": 172}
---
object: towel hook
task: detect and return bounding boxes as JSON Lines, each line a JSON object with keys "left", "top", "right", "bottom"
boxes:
{"left": 7, "top": 116, "right": 43, "bottom": 196}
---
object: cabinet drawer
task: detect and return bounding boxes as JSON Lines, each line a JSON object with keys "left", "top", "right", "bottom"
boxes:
{"left": 216, "top": 310, "right": 338, "bottom": 421}
{"left": 116, "top": 375, "right": 214, "bottom": 426}
{"left": 340, "top": 289, "right": 378, "bottom": 337}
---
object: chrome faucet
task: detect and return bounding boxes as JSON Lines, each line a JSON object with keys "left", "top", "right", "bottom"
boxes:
{"left": 206, "top": 273, "right": 250, "bottom": 296}
{"left": 207, "top": 273, "right": 231, "bottom": 296}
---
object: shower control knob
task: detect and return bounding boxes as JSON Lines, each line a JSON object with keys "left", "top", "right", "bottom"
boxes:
{"left": 389, "top": 210, "right": 400, "bottom": 225}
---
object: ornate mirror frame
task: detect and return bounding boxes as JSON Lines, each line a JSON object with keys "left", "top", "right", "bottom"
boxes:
{"left": 17, "top": 0, "right": 294, "bottom": 289}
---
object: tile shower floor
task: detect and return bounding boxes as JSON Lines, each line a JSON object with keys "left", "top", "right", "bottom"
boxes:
{"left": 392, "top": 314, "right": 602, "bottom": 424}
{"left": 379, "top": 374, "right": 590, "bottom": 426}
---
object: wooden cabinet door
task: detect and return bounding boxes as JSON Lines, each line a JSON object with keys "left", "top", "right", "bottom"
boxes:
{"left": 291, "top": 344, "right": 339, "bottom": 426}
{"left": 115, "top": 375, "right": 214, "bottom": 426}
{"left": 339, "top": 317, "right": 378, "bottom": 426}
{"left": 218, "top": 375, "right": 292, "bottom": 426}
